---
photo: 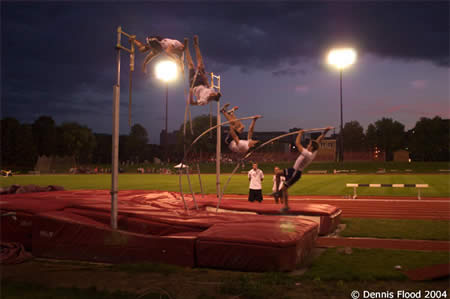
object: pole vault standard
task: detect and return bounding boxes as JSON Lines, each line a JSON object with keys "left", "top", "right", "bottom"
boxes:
{"left": 210, "top": 73, "right": 221, "bottom": 197}
{"left": 111, "top": 26, "right": 136, "bottom": 229}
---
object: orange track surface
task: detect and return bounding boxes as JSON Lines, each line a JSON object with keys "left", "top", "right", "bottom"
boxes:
{"left": 220, "top": 195, "right": 450, "bottom": 220}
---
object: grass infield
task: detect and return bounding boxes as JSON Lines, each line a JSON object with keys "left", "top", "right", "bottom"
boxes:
{"left": 2, "top": 249, "right": 449, "bottom": 299}
{"left": 341, "top": 218, "right": 450, "bottom": 241}
{"left": 2, "top": 173, "right": 449, "bottom": 197}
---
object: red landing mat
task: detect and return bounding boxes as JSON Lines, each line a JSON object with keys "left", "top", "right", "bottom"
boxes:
{"left": 199, "top": 197, "right": 341, "bottom": 235}
{"left": 2, "top": 190, "right": 327, "bottom": 271}
{"left": 32, "top": 211, "right": 196, "bottom": 267}
{"left": 1, "top": 242, "right": 32, "bottom": 264}
{"left": 1, "top": 212, "right": 34, "bottom": 250}
{"left": 197, "top": 218, "right": 318, "bottom": 272}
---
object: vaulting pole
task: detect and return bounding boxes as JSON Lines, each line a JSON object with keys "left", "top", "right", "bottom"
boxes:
{"left": 244, "top": 127, "right": 335, "bottom": 159}
{"left": 196, "top": 163, "right": 204, "bottom": 197}
{"left": 216, "top": 100, "right": 221, "bottom": 197}
{"left": 185, "top": 167, "right": 199, "bottom": 210}
{"left": 188, "top": 116, "right": 261, "bottom": 150}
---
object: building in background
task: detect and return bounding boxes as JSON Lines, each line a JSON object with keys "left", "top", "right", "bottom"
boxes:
{"left": 316, "top": 138, "right": 336, "bottom": 161}
{"left": 393, "top": 149, "right": 410, "bottom": 162}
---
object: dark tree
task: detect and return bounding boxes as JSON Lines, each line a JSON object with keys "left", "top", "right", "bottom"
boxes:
{"left": 92, "top": 133, "right": 112, "bottom": 164}
{"left": 342, "top": 120, "right": 365, "bottom": 151}
{"left": 56, "top": 122, "right": 96, "bottom": 165}
{"left": 15, "top": 124, "right": 38, "bottom": 167}
{"left": 126, "top": 124, "right": 149, "bottom": 163}
{"left": 408, "top": 116, "right": 449, "bottom": 161}
{"left": 365, "top": 123, "right": 377, "bottom": 150}
{"left": 177, "top": 115, "right": 217, "bottom": 156}
{"left": 1, "top": 117, "right": 21, "bottom": 166}
{"left": 366, "top": 118, "right": 406, "bottom": 161}
{"left": 32, "top": 116, "right": 57, "bottom": 157}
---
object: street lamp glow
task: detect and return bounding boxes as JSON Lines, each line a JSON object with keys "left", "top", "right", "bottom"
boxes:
{"left": 155, "top": 60, "right": 177, "bottom": 82}
{"left": 327, "top": 48, "right": 357, "bottom": 69}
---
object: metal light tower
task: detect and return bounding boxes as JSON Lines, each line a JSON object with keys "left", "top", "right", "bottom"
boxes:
{"left": 155, "top": 60, "right": 178, "bottom": 161}
{"left": 327, "top": 48, "right": 356, "bottom": 163}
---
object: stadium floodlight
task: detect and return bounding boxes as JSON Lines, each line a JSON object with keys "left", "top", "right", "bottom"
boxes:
{"left": 155, "top": 60, "right": 178, "bottom": 161}
{"left": 155, "top": 60, "right": 178, "bottom": 82}
{"left": 327, "top": 48, "right": 357, "bottom": 70}
{"left": 327, "top": 48, "right": 357, "bottom": 163}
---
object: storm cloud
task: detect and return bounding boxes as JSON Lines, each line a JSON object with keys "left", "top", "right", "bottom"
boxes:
{"left": 1, "top": 1, "right": 448, "bottom": 141}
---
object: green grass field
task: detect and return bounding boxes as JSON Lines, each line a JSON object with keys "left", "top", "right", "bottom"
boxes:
{"left": 302, "top": 248, "right": 450, "bottom": 281}
{"left": 12, "top": 161, "right": 448, "bottom": 174}
{"left": 3, "top": 249, "right": 449, "bottom": 299}
{"left": 2, "top": 173, "right": 449, "bottom": 197}
{"left": 341, "top": 218, "right": 450, "bottom": 240}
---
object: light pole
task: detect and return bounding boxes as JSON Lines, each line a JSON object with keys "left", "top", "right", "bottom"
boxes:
{"left": 327, "top": 48, "right": 356, "bottom": 163}
{"left": 155, "top": 60, "right": 178, "bottom": 162}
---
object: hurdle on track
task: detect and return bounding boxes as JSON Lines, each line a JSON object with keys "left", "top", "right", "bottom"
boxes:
{"left": 346, "top": 183, "right": 429, "bottom": 200}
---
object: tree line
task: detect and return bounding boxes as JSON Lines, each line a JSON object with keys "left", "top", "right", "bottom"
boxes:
{"left": 1, "top": 115, "right": 448, "bottom": 170}
{"left": 174, "top": 115, "right": 448, "bottom": 162}
{"left": 341, "top": 117, "right": 449, "bottom": 161}
{"left": 1, "top": 116, "right": 157, "bottom": 169}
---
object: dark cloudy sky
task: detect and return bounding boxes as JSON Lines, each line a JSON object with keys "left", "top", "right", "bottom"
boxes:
{"left": 2, "top": 1, "right": 449, "bottom": 144}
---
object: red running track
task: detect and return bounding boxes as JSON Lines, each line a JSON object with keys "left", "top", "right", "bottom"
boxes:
{"left": 292, "top": 199, "right": 450, "bottom": 220}
{"left": 220, "top": 195, "right": 450, "bottom": 220}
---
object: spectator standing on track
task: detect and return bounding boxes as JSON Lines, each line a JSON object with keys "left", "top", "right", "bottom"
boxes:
{"left": 248, "top": 163, "right": 264, "bottom": 203}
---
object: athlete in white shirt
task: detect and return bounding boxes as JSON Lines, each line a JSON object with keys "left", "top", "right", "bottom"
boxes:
{"left": 272, "top": 166, "right": 285, "bottom": 204}
{"left": 248, "top": 163, "right": 264, "bottom": 202}
{"left": 132, "top": 36, "right": 185, "bottom": 73}
{"left": 185, "top": 36, "right": 221, "bottom": 106}
{"left": 273, "top": 127, "right": 332, "bottom": 212}
{"left": 226, "top": 114, "right": 261, "bottom": 154}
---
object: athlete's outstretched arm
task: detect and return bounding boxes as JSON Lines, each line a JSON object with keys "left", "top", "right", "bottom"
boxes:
{"left": 315, "top": 126, "right": 332, "bottom": 143}
{"left": 295, "top": 130, "right": 304, "bottom": 152}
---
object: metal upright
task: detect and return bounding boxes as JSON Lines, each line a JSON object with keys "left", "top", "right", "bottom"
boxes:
{"left": 211, "top": 73, "right": 221, "bottom": 197}
{"left": 111, "top": 26, "right": 135, "bottom": 229}
{"left": 339, "top": 69, "right": 344, "bottom": 163}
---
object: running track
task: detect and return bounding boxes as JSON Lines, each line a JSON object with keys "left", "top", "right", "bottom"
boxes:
{"left": 221, "top": 195, "right": 450, "bottom": 220}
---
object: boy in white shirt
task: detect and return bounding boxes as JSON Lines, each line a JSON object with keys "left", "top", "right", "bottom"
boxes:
{"left": 272, "top": 166, "right": 285, "bottom": 204}
{"left": 272, "top": 127, "right": 332, "bottom": 212}
{"left": 248, "top": 163, "right": 264, "bottom": 202}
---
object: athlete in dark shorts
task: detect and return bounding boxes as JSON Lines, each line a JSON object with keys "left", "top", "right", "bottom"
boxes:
{"left": 272, "top": 127, "right": 332, "bottom": 212}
